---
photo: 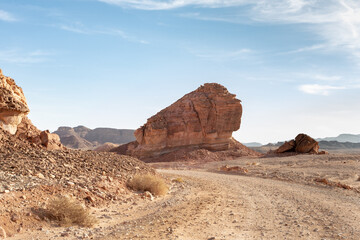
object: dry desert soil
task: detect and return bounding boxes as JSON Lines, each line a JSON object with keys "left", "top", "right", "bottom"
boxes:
{"left": 5, "top": 153, "right": 360, "bottom": 240}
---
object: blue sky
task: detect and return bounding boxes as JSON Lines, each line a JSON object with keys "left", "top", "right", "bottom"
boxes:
{"left": 1, "top": 0, "right": 360, "bottom": 144}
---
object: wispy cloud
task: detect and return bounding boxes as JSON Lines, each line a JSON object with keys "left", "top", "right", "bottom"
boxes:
{"left": 98, "top": 0, "right": 360, "bottom": 61}
{"left": 189, "top": 48, "right": 252, "bottom": 61}
{"left": 0, "top": 9, "right": 17, "bottom": 22}
{"left": 59, "top": 23, "right": 149, "bottom": 44}
{"left": 298, "top": 84, "right": 346, "bottom": 96}
{"left": 313, "top": 74, "right": 342, "bottom": 81}
{"left": 281, "top": 44, "right": 328, "bottom": 55}
{"left": 98, "top": 0, "right": 252, "bottom": 10}
{"left": 0, "top": 49, "right": 54, "bottom": 64}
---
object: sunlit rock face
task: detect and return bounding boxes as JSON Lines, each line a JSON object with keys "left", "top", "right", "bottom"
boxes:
{"left": 0, "top": 69, "right": 63, "bottom": 150}
{"left": 123, "top": 83, "right": 243, "bottom": 159}
{"left": 0, "top": 69, "right": 29, "bottom": 134}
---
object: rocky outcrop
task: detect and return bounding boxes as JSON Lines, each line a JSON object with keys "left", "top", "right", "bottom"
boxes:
{"left": 0, "top": 69, "right": 62, "bottom": 150}
{"left": 0, "top": 69, "right": 29, "bottom": 134}
{"left": 40, "top": 130, "right": 62, "bottom": 150}
{"left": 276, "top": 134, "right": 320, "bottom": 154}
{"left": 113, "top": 83, "right": 260, "bottom": 161}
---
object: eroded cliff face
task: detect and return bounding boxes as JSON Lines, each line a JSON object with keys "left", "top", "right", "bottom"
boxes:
{"left": 0, "top": 69, "right": 62, "bottom": 150}
{"left": 119, "top": 83, "right": 246, "bottom": 160}
{"left": 0, "top": 69, "right": 29, "bottom": 134}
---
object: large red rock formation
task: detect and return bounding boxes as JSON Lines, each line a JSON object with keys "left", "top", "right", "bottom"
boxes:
{"left": 276, "top": 133, "right": 320, "bottom": 154}
{"left": 113, "top": 83, "right": 260, "bottom": 161}
{"left": 0, "top": 69, "right": 62, "bottom": 150}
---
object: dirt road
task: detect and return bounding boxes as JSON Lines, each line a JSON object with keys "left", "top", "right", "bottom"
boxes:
{"left": 97, "top": 168, "right": 359, "bottom": 240}
{"left": 9, "top": 167, "right": 360, "bottom": 240}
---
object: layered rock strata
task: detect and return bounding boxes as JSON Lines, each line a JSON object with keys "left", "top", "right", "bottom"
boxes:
{"left": 113, "top": 83, "right": 259, "bottom": 161}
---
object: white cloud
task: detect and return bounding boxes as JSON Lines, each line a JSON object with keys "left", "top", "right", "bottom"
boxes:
{"left": 59, "top": 23, "right": 149, "bottom": 44}
{"left": 0, "top": 9, "right": 17, "bottom": 22}
{"left": 98, "top": 0, "right": 360, "bottom": 62}
{"left": 0, "top": 49, "right": 54, "bottom": 64}
{"left": 298, "top": 84, "right": 345, "bottom": 96}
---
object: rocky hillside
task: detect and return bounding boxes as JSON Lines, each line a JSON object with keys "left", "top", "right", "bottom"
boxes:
{"left": 112, "top": 83, "right": 260, "bottom": 162}
{"left": 53, "top": 126, "right": 135, "bottom": 149}
{"left": 0, "top": 69, "right": 154, "bottom": 237}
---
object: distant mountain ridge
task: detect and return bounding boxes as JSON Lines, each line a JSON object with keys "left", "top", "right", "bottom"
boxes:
{"left": 53, "top": 126, "right": 135, "bottom": 149}
{"left": 317, "top": 134, "right": 360, "bottom": 143}
{"left": 243, "top": 142, "right": 263, "bottom": 147}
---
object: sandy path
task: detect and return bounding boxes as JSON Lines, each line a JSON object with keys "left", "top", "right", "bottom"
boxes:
{"left": 158, "top": 170, "right": 360, "bottom": 240}
{"left": 8, "top": 169, "right": 360, "bottom": 240}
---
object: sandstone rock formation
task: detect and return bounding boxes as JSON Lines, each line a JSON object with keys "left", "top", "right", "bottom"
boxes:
{"left": 0, "top": 69, "right": 29, "bottom": 134}
{"left": 113, "top": 83, "right": 260, "bottom": 161}
{"left": 276, "top": 133, "right": 320, "bottom": 154}
{"left": 40, "top": 130, "right": 62, "bottom": 150}
{"left": 0, "top": 69, "right": 62, "bottom": 150}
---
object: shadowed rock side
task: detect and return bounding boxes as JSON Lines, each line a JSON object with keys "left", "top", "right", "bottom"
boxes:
{"left": 112, "top": 83, "right": 261, "bottom": 162}
{"left": 0, "top": 69, "right": 62, "bottom": 150}
{"left": 275, "top": 133, "right": 326, "bottom": 155}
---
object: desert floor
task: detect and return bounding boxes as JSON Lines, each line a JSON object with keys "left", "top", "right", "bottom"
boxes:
{"left": 8, "top": 153, "right": 360, "bottom": 240}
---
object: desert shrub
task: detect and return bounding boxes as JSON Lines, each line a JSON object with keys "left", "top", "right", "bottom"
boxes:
{"left": 127, "top": 174, "right": 168, "bottom": 196}
{"left": 172, "top": 177, "right": 183, "bottom": 183}
{"left": 46, "top": 196, "right": 97, "bottom": 227}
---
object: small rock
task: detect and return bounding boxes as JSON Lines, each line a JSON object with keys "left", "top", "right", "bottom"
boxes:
{"left": 0, "top": 226, "right": 6, "bottom": 239}
{"left": 36, "top": 173, "right": 45, "bottom": 179}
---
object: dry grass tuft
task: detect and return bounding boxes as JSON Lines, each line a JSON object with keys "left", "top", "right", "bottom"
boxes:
{"left": 172, "top": 177, "right": 184, "bottom": 183}
{"left": 46, "top": 196, "right": 97, "bottom": 227}
{"left": 127, "top": 174, "right": 168, "bottom": 196}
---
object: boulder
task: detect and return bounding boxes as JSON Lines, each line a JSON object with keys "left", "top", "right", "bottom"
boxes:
{"left": 40, "top": 130, "right": 62, "bottom": 150}
{"left": 276, "top": 140, "right": 295, "bottom": 153}
{"left": 275, "top": 133, "right": 320, "bottom": 154}
{"left": 113, "top": 83, "right": 260, "bottom": 161}
{"left": 295, "top": 134, "right": 319, "bottom": 153}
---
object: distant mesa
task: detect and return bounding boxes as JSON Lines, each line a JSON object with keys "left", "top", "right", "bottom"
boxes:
{"left": 317, "top": 134, "right": 360, "bottom": 143}
{"left": 53, "top": 126, "right": 135, "bottom": 149}
{"left": 0, "top": 69, "right": 62, "bottom": 150}
{"left": 275, "top": 133, "right": 326, "bottom": 155}
{"left": 243, "top": 142, "right": 263, "bottom": 147}
{"left": 112, "top": 83, "right": 261, "bottom": 162}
